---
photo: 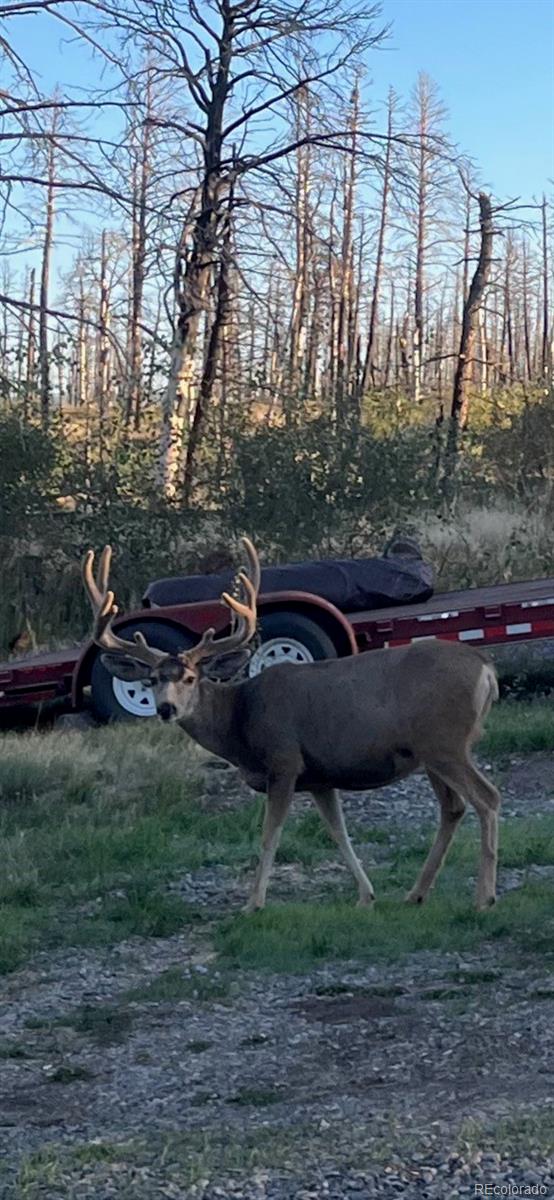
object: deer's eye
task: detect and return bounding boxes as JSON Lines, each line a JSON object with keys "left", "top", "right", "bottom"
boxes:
{"left": 184, "top": 676, "right": 194, "bottom": 686}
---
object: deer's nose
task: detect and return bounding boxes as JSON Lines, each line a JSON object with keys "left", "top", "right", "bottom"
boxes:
{"left": 158, "top": 702, "right": 177, "bottom": 722}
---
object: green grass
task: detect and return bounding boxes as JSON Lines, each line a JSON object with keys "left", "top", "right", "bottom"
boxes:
{"left": 123, "top": 965, "right": 233, "bottom": 1004}
{"left": 46, "top": 1064, "right": 95, "bottom": 1084}
{"left": 0, "top": 1039, "right": 31, "bottom": 1059}
{"left": 27, "top": 1003, "right": 136, "bottom": 1045}
{"left": 13, "top": 1107, "right": 554, "bottom": 1198}
{"left": 0, "top": 707, "right": 553, "bottom": 975}
{"left": 228, "top": 1086, "right": 283, "bottom": 1106}
{"left": 481, "top": 698, "right": 554, "bottom": 754}
{"left": 459, "top": 1109, "right": 554, "bottom": 1157}
{"left": 215, "top": 879, "right": 554, "bottom": 972}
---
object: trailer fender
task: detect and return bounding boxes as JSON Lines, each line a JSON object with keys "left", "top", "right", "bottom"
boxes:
{"left": 72, "top": 592, "right": 357, "bottom": 709}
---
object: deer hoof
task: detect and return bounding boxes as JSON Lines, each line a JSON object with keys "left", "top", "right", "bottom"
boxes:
{"left": 476, "top": 894, "right": 496, "bottom": 911}
{"left": 243, "top": 898, "right": 265, "bottom": 914}
{"left": 356, "top": 893, "right": 375, "bottom": 908}
{"left": 405, "top": 890, "right": 425, "bottom": 905}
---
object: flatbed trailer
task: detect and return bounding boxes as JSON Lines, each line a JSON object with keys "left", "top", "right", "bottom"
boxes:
{"left": 2, "top": 575, "right": 554, "bottom": 723}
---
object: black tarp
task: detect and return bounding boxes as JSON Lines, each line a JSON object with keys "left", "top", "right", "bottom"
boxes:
{"left": 144, "top": 552, "right": 434, "bottom": 614}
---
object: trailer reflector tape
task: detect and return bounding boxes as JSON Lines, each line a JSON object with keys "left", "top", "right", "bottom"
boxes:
{"left": 411, "top": 635, "right": 437, "bottom": 642}
{"left": 418, "top": 611, "right": 459, "bottom": 621}
{"left": 459, "top": 629, "right": 485, "bottom": 641}
{"left": 506, "top": 622, "right": 532, "bottom": 635}
{"left": 522, "top": 599, "right": 554, "bottom": 608}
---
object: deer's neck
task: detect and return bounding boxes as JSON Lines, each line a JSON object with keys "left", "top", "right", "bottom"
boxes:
{"left": 180, "top": 679, "right": 244, "bottom": 766}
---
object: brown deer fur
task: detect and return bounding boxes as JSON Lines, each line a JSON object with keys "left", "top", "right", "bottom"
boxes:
{"left": 83, "top": 541, "right": 501, "bottom": 912}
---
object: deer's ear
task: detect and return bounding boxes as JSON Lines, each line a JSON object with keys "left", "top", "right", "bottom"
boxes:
{"left": 201, "top": 648, "right": 251, "bottom": 682}
{"left": 100, "top": 653, "right": 149, "bottom": 681}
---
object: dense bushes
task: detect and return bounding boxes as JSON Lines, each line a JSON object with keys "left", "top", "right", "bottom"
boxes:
{"left": 1, "top": 387, "right": 553, "bottom": 651}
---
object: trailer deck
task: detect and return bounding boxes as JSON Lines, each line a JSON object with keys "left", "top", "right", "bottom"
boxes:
{"left": 353, "top": 576, "right": 554, "bottom": 649}
{"left": 1, "top": 575, "right": 554, "bottom": 717}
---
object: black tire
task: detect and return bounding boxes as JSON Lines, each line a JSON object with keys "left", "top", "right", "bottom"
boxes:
{"left": 249, "top": 610, "right": 338, "bottom": 676}
{"left": 90, "top": 621, "right": 194, "bottom": 723}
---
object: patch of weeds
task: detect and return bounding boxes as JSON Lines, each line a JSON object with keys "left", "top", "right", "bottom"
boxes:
{"left": 279, "top": 809, "right": 337, "bottom": 866}
{"left": 229, "top": 1086, "right": 283, "bottom": 1107}
{"left": 0, "top": 904, "right": 45, "bottom": 975}
{"left": 47, "top": 1063, "right": 94, "bottom": 1084}
{"left": 190, "top": 1089, "right": 219, "bottom": 1106}
{"left": 447, "top": 969, "right": 499, "bottom": 984}
{"left": 95, "top": 884, "right": 195, "bottom": 939}
{"left": 23, "top": 1016, "right": 49, "bottom": 1031}
{"left": 240, "top": 1033, "right": 270, "bottom": 1047}
{"left": 60, "top": 1003, "right": 133, "bottom": 1046}
{"left": 459, "top": 1107, "right": 554, "bottom": 1157}
{"left": 124, "top": 966, "right": 234, "bottom": 1005}
{"left": 217, "top": 878, "right": 554, "bottom": 972}
{"left": 358, "top": 826, "right": 391, "bottom": 845}
{"left": 1, "top": 882, "right": 42, "bottom": 908}
{"left": 133, "top": 1050, "right": 153, "bottom": 1064}
{"left": 365, "top": 983, "right": 408, "bottom": 997}
{"left": 0, "top": 1039, "right": 30, "bottom": 1059}
{"left": 314, "top": 982, "right": 407, "bottom": 998}
{"left": 499, "top": 817, "right": 554, "bottom": 868}
{"left": 420, "top": 987, "right": 462, "bottom": 1001}
{"left": 313, "top": 982, "right": 352, "bottom": 996}
{"left": 482, "top": 700, "right": 554, "bottom": 755}
{"left": 186, "top": 1039, "right": 212, "bottom": 1053}
{"left": 10, "top": 1119, "right": 425, "bottom": 1197}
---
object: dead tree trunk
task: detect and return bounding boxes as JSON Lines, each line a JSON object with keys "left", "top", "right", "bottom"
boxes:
{"left": 96, "top": 230, "right": 110, "bottom": 455}
{"left": 126, "top": 77, "right": 153, "bottom": 432}
{"left": 412, "top": 91, "right": 428, "bottom": 406}
{"left": 522, "top": 237, "right": 533, "bottom": 382}
{"left": 542, "top": 195, "right": 550, "bottom": 380}
{"left": 359, "top": 88, "right": 394, "bottom": 403}
{"left": 442, "top": 192, "right": 494, "bottom": 505}
{"left": 39, "top": 114, "right": 57, "bottom": 430}
{"left": 335, "top": 81, "right": 359, "bottom": 425}
{"left": 76, "top": 278, "right": 88, "bottom": 407}
{"left": 288, "top": 88, "right": 311, "bottom": 417}
{"left": 383, "top": 280, "right": 394, "bottom": 389}
{"left": 24, "top": 268, "right": 36, "bottom": 422}
{"left": 182, "top": 186, "right": 233, "bottom": 503}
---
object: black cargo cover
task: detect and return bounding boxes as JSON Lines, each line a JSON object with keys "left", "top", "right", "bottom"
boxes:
{"left": 144, "top": 553, "right": 433, "bottom": 614}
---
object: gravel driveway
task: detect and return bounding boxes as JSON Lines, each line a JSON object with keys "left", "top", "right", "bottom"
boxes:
{"left": 1, "top": 757, "right": 553, "bottom": 1199}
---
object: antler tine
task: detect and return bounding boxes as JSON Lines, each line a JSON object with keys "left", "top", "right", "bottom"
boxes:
{"left": 82, "top": 546, "right": 167, "bottom": 670}
{"left": 83, "top": 548, "right": 104, "bottom": 612}
{"left": 240, "top": 536, "right": 261, "bottom": 596}
{"left": 97, "top": 544, "right": 112, "bottom": 596}
{"left": 221, "top": 573, "right": 257, "bottom": 629}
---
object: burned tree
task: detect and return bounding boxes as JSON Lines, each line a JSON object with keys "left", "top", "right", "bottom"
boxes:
{"left": 442, "top": 191, "right": 494, "bottom": 504}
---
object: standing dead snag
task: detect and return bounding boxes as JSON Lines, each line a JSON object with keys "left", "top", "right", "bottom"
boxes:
{"left": 39, "top": 107, "right": 59, "bottom": 431}
{"left": 442, "top": 192, "right": 494, "bottom": 504}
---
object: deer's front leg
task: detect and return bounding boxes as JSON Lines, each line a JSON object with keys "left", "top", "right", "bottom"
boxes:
{"left": 245, "top": 773, "right": 295, "bottom": 913}
{"left": 312, "top": 788, "right": 375, "bottom": 906}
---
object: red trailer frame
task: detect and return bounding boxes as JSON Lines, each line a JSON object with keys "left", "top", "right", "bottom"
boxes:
{"left": 2, "top": 575, "right": 554, "bottom": 718}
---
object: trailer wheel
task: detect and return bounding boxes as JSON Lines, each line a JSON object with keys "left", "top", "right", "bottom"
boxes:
{"left": 248, "top": 611, "right": 338, "bottom": 677}
{"left": 90, "top": 622, "right": 194, "bottom": 723}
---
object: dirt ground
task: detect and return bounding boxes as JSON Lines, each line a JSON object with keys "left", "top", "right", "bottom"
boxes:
{"left": 1, "top": 757, "right": 553, "bottom": 1199}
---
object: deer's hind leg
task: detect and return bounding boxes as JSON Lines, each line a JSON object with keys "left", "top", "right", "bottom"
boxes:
{"left": 405, "top": 770, "right": 466, "bottom": 905}
{"left": 423, "top": 758, "right": 500, "bottom": 909}
{"left": 312, "top": 788, "right": 375, "bottom": 906}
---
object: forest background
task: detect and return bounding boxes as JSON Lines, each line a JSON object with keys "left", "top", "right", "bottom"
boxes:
{"left": 0, "top": 0, "right": 553, "bottom": 651}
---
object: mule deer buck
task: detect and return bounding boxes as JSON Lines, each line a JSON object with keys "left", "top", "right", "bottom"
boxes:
{"left": 83, "top": 539, "right": 501, "bottom": 912}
